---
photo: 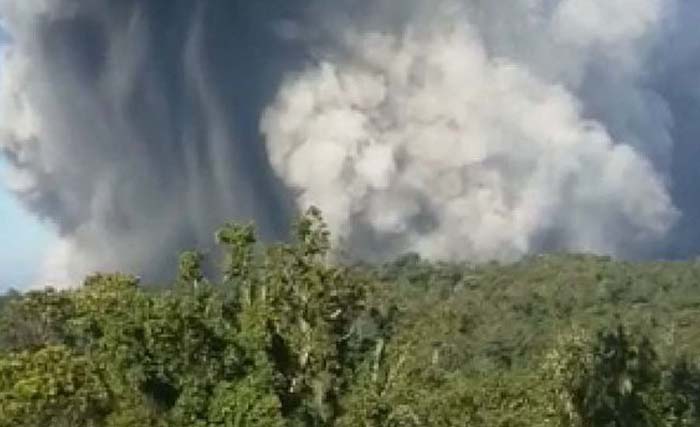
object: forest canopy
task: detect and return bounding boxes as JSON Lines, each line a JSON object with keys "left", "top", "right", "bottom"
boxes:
{"left": 1, "top": 208, "right": 699, "bottom": 426}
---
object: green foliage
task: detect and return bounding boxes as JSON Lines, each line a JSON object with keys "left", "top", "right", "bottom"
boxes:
{"left": 1, "top": 211, "right": 700, "bottom": 426}
{"left": 0, "top": 345, "right": 111, "bottom": 427}
{"left": 0, "top": 288, "right": 76, "bottom": 351}
{"left": 580, "top": 327, "right": 664, "bottom": 426}
{"left": 177, "top": 251, "right": 205, "bottom": 287}
{"left": 207, "top": 370, "right": 285, "bottom": 427}
{"left": 217, "top": 207, "right": 373, "bottom": 424}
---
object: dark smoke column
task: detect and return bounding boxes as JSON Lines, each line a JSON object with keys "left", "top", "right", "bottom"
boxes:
{"left": 0, "top": 1, "right": 308, "bottom": 283}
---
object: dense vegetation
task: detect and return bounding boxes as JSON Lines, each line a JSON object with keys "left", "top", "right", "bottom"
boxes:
{"left": 1, "top": 208, "right": 700, "bottom": 426}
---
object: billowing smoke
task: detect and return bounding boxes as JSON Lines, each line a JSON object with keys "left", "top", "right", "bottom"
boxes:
{"left": 0, "top": 0, "right": 699, "bottom": 283}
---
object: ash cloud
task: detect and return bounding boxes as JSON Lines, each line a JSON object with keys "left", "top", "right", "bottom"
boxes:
{"left": 1, "top": 0, "right": 699, "bottom": 284}
{"left": 0, "top": 0, "right": 308, "bottom": 283}
{"left": 263, "top": 0, "right": 684, "bottom": 261}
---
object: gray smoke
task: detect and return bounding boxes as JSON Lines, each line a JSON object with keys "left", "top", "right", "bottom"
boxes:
{"left": 0, "top": 0, "right": 699, "bottom": 284}
{"left": 0, "top": 0, "right": 310, "bottom": 283}
{"left": 263, "top": 0, "right": 691, "bottom": 261}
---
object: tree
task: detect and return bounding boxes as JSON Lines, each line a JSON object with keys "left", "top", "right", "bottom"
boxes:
{"left": 0, "top": 346, "right": 111, "bottom": 427}
{"left": 217, "top": 207, "right": 375, "bottom": 425}
{"left": 0, "top": 288, "right": 76, "bottom": 351}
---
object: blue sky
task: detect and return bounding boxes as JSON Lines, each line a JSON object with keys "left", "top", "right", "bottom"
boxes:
{"left": 0, "top": 29, "right": 57, "bottom": 291}
{"left": 0, "top": 158, "right": 56, "bottom": 290}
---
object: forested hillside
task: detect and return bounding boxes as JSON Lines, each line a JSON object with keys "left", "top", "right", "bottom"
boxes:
{"left": 1, "top": 209, "right": 700, "bottom": 426}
